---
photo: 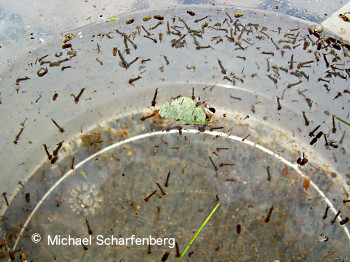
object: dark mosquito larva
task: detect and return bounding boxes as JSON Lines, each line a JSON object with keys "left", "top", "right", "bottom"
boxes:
{"left": 297, "top": 60, "right": 314, "bottom": 69}
{"left": 330, "top": 210, "right": 341, "bottom": 224}
{"left": 276, "top": 97, "right": 282, "bottom": 110}
{"left": 163, "top": 55, "right": 169, "bottom": 65}
{"left": 266, "top": 166, "right": 272, "bottom": 181}
{"left": 51, "top": 118, "right": 65, "bottom": 133}
{"left": 164, "top": 171, "right": 170, "bottom": 187}
{"left": 144, "top": 35, "right": 157, "bottom": 43}
{"left": 339, "top": 131, "right": 346, "bottom": 145}
{"left": 61, "top": 66, "right": 72, "bottom": 71}
{"left": 261, "top": 51, "right": 274, "bottom": 56}
{"left": 266, "top": 59, "right": 271, "bottom": 72}
{"left": 71, "top": 88, "right": 85, "bottom": 104}
{"left": 242, "top": 134, "right": 250, "bottom": 141}
{"left": 216, "top": 147, "right": 229, "bottom": 151}
{"left": 43, "top": 144, "right": 52, "bottom": 160}
{"left": 150, "top": 21, "right": 163, "bottom": 30}
{"left": 287, "top": 80, "right": 303, "bottom": 88}
{"left": 48, "top": 141, "right": 63, "bottom": 165}
{"left": 37, "top": 68, "right": 48, "bottom": 77}
{"left": 196, "top": 45, "right": 212, "bottom": 50}
{"left": 217, "top": 58, "right": 227, "bottom": 74}
{"left": 141, "top": 25, "right": 150, "bottom": 36}
{"left": 297, "top": 153, "right": 308, "bottom": 166}
{"left": 322, "top": 205, "right": 329, "bottom": 220}
{"left": 117, "top": 50, "right": 128, "bottom": 68}
{"left": 25, "top": 193, "right": 30, "bottom": 204}
{"left": 128, "top": 76, "right": 142, "bottom": 85}
{"left": 302, "top": 111, "right": 309, "bottom": 126}
{"left": 161, "top": 252, "right": 170, "bottom": 261}
{"left": 208, "top": 156, "right": 218, "bottom": 172}
{"left": 175, "top": 242, "right": 180, "bottom": 257}
{"left": 112, "top": 47, "right": 118, "bottom": 56}
{"left": 187, "top": 10, "right": 196, "bottom": 16}
{"left": 140, "top": 113, "right": 156, "bottom": 121}
{"left": 151, "top": 88, "right": 158, "bottom": 107}
{"left": 153, "top": 15, "right": 164, "bottom": 21}
{"left": 309, "top": 125, "right": 321, "bottom": 137}
{"left": 96, "top": 58, "right": 103, "bottom": 65}
{"left": 2, "top": 192, "right": 9, "bottom": 207}
{"left": 316, "top": 131, "right": 323, "bottom": 139}
{"left": 210, "top": 126, "right": 223, "bottom": 131}
{"left": 62, "top": 43, "right": 72, "bottom": 49}
{"left": 85, "top": 218, "right": 93, "bottom": 235}
{"left": 289, "top": 54, "right": 294, "bottom": 69}
{"left": 35, "top": 95, "right": 42, "bottom": 103}
{"left": 96, "top": 43, "right": 101, "bottom": 54}
{"left": 310, "top": 131, "right": 323, "bottom": 145}
{"left": 37, "top": 54, "right": 49, "bottom": 62}
{"left": 71, "top": 157, "right": 75, "bottom": 170}
{"left": 329, "top": 141, "right": 338, "bottom": 149}
{"left": 323, "top": 134, "right": 329, "bottom": 147}
{"left": 305, "top": 98, "right": 312, "bottom": 108}
{"left": 332, "top": 115, "right": 336, "bottom": 133}
{"left": 15, "top": 76, "right": 30, "bottom": 86}
{"left": 156, "top": 182, "right": 166, "bottom": 196}
{"left": 53, "top": 141, "right": 63, "bottom": 156}
{"left": 82, "top": 243, "right": 88, "bottom": 251}
{"left": 264, "top": 206, "right": 274, "bottom": 223}
{"left": 8, "top": 250, "right": 15, "bottom": 261}
{"left": 219, "top": 163, "right": 235, "bottom": 167}
{"left": 57, "top": 199, "right": 65, "bottom": 207}
{"left": 144, "top": 190, "right": 158, "bottom": 202}
{"left": 194, "top": 15, "right": 209, "bottom": 23}
{"left": 126, "top": 18, "right": 135, "bottom": 24}
{"left": 236, "top": 224, "right": 241, "bottom": 234}
{"left": 340, "top": 217, "right": 349, "bottom": 225}
{"left": 13, "top": 127, "right": 24, "bottom": 145}
{"left": 333, "top": 92, "right": 342, "bottom": 100}
{"left": 323, "top": 54, "right": 329, "bottom": 67}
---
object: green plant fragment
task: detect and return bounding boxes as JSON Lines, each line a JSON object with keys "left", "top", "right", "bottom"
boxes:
{"left": 177, "top": 202, "right": 220, "bottom": 262}
{"left": 335, "top": 116, "right": 350, "bottom": 127}
{"left": 159, "top": 96, "right": 206, "bottom": 122}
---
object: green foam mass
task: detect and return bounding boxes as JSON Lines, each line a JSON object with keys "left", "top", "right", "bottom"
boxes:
{"left": 159, "top": 96, "right": 206, "bottom": 121}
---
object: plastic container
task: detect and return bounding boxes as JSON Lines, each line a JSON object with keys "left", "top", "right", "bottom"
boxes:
{"left": 0, "top": 5, "right": 349, "bottom": 261}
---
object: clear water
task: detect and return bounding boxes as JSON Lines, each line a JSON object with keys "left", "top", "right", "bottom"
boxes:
{"left": 1, "top": 107, "right": 349, "bottom": 261}
{"left": 1, "top": 6, "right": 349, "bottom": 262}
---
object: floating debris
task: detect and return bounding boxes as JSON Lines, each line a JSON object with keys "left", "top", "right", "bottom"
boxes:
{"left": 159, "top": 96, "right": 206, "bottom": 122}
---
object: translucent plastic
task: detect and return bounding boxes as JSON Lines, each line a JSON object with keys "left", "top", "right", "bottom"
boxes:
{"left": 0, "top": 5, "right": 349, "bottom": 262}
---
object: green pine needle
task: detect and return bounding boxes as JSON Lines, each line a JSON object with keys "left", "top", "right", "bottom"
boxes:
{"left": 79, "top": 171, "right": 87, "bottom": 179}
{"left": 177, "top": 203, "right": 220, "bottom": 262}
{"left": 176, "top": 120, "right": 213, "bottom": 125}
{"left": 335, "top": 116, "right": 350, "bottom": 127}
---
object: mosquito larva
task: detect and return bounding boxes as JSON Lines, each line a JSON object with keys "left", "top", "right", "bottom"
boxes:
{"left": 144, "top": 190, "right": 158, "bottom": 202}
{"left": 330, "top": 210, "right": 341, "bottom": 224}
{"left": 264, "top": 205, "right": 274, "bottom": 223}
{"left": 208, "top": 156, "right": 218, "bottom": 172}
